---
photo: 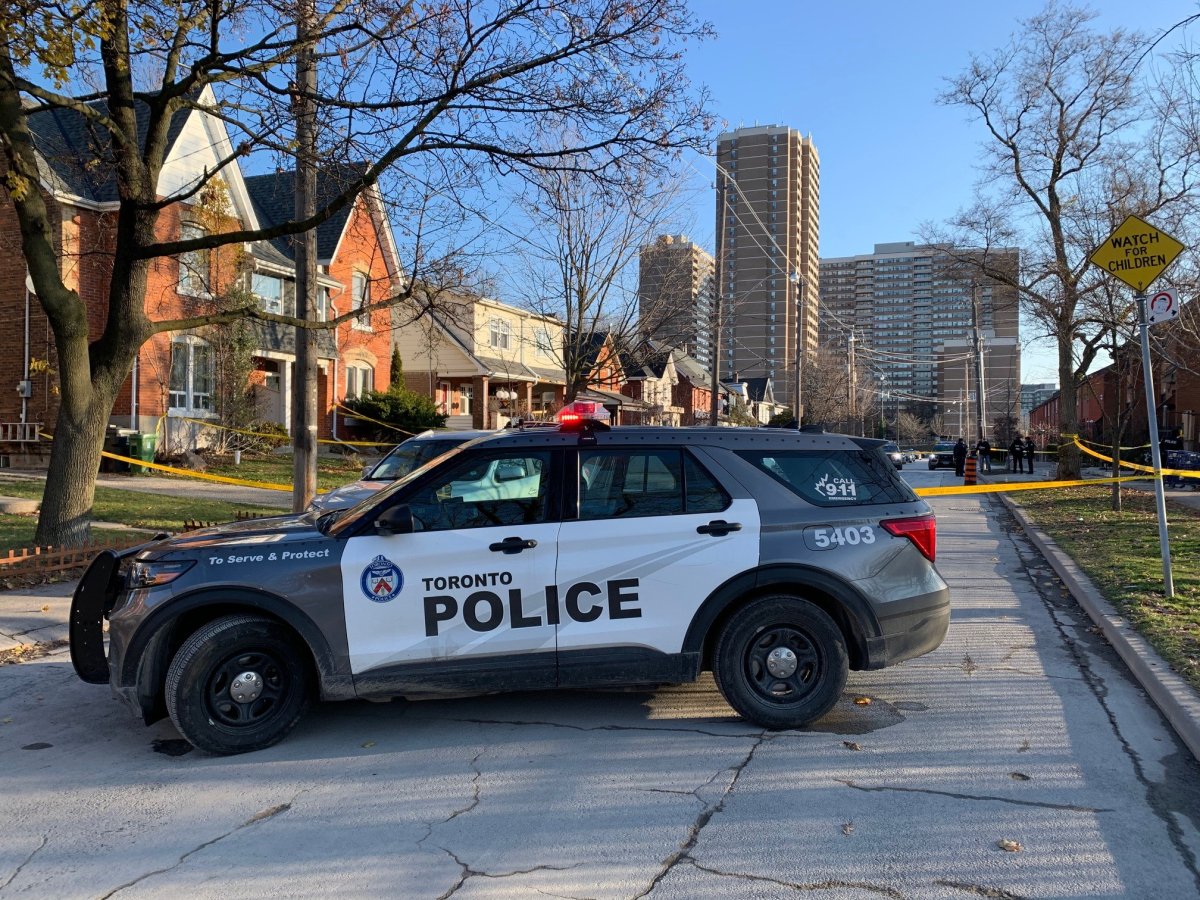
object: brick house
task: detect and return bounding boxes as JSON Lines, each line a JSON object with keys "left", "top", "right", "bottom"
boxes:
{"left": 0, "top": 90, "right": 401, "bottom": 456}
{"left": 394, "top": 293, "right": 567, "bottom": 429}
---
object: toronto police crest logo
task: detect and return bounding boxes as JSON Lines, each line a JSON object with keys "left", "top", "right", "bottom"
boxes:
{"left": 361, "top": 554, "right": 403, "bottom": 603}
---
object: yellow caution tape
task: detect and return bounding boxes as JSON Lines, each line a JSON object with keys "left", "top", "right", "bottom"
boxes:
{"left": 334, "top": 403, "right": 417, "bottom": 437}
{"left": 1072, "top": 436, "right": 1200, "bottom": 478}
{"left": 173, "top": 415, "right": 394, "bottom": 448}
{"left": 41, "top": 431, "right": 305, "bottom": 495}
{"left": 1073, "top": 435, "right": 1152, "bottom": 452}
{"left": 915, "top": 475, "right": 1144, "bottom": 497}
{"left": 98, "top": 448, "right": 295, "bottom": 492}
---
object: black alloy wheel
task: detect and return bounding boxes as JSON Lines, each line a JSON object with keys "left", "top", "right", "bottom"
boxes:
{"left": 713, "top": 595, "right": 848, "bottom": 730}
{"left": 166, "top": 615, "right": 311, "bottom": 755}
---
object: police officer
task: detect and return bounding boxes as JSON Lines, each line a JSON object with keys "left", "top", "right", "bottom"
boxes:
{"left": 1009, "top": 435, "right": 1023, "bottom": 473}
{"left": 975, "top": 437, "right": 992, "bottom": 473}
{"left": 1024, "top": 435, "right": 1037, "bottom": 474}
{"left": 953, "top": 437, "right": 968, "bottom": 477}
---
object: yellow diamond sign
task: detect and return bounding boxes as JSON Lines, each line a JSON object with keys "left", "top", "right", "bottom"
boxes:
{"left": 1090, "top": 214, "right": 1186, "bottom": 292}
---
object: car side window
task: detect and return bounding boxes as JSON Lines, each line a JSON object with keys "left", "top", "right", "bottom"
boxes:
{"left": 735, "top": 449, "right": 914, "bottom": 506}
{"left": 578, "top": 450, "right": 730, "bottom": 520}
{"left": 407, "top": 451, "right": 552, "bottom": 532}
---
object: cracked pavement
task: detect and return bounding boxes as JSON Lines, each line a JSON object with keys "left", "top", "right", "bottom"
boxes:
{"left": 2, "top": 480, "right": 1200, "bottom": 898}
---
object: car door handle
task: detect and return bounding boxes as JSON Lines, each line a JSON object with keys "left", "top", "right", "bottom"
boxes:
{"left": 696, "top": 520, "right": 741, "bottom": 537}
{"left": 489, "top": 537, "right": 538, "bottom": 554}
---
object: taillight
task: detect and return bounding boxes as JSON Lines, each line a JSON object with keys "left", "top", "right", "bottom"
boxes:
{"left": 881, "top": 514, "right": 936, "bottom": 562}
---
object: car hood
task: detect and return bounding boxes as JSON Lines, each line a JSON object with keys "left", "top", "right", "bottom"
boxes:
{"left": 134, "top": 512, "right": 327, "bottom": 561}
{"left": 308, "top": 479, "right": 388, "bottom": 512}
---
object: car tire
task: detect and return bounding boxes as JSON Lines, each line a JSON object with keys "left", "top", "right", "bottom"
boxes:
{"left": 712, "top": 595, "right": 848, "bottom": 730}
{"left": 165, "top": 615, "right": 311, "bottom": 755}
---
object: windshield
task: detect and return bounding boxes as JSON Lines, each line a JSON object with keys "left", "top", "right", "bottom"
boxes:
{"left": 367, "top": 439, "right": 464, "bottom": 481}
{"left": 323, "top": 434, "right": 507, "bottom": 536}
{"left": 933, "top": 442, "right": 956, "bottom": 452}
{"left": 883, "top": 443, "right": 900, "bottom": 453}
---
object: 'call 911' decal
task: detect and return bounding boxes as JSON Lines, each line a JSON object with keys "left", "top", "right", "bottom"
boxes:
{"left": 803, "top": 525, "right": 876, "bottom": 551}
{"left": 813, "top": 473, "right": 858, "bottom": 501}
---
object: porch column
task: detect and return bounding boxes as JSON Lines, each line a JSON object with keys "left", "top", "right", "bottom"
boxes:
{"left": 524, "top": 382, "right": 533, "bottom": 417}
{"left": 474, "top": 375, "right": 489, "bottom": 429}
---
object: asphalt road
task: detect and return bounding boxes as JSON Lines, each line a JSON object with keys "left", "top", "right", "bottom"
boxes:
{"left": 1, "top": 468, "right": 1198, "bottom": 898}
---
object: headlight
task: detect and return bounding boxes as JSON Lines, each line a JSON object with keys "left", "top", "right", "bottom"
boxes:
{"left": 128, "top": 559, "right": 196, "bottom": 588}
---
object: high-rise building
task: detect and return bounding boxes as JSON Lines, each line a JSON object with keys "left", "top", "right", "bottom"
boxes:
{"left": 819, "top": 241, "right": 1021, "bottom": 434}
{"left": 637, "top": 234, "right": 715, "bottom": 370}
{"left": 714, "top": 126, "right": 820, "bottom": 410}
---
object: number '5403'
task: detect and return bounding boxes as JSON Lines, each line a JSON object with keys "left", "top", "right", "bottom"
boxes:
{"left": 809, "top": 525, "right": 875, "bottom": 549}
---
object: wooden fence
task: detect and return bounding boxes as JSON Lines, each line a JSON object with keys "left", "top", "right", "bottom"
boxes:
{"left": 0, "top": 510, "right": 274, "bottom": 579}
{"left": 181, "top": 509, "right": 275, "bottom": 532}
{"left": 0, "top": 532, "right": 152, "bottom": 578}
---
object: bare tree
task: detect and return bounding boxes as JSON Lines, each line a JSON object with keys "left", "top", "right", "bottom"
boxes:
{"left": 929, "top": 3, "right": 1199, "bottom": 479}
{"left": 0, "top": 0, "right": 712, "bottom": 544}
{"left": 507, "top": 162, "right": 690, "bottom": 400}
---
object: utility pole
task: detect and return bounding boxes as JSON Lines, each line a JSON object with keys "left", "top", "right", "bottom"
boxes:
{"left": 792, "top": 272, "right": 804, "bottom": 426}
{"left": 709, "top": 179, "right": 727, "bottom": 425}
{"left": 971, "top": 283, "right": 987, "bottom": 443}
{"left": 847, "top": 332, "right": 856, "bottom": 434}
{"left": 879, "top": 373, "right": 887, "bottom": 437}
{"left": 291, "top": 0, "right": 319, "bottom": 510}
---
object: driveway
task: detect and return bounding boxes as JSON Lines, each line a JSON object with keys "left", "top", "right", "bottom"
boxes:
{"left": 0, "top": 489, "right": 1197, "bottom": 897}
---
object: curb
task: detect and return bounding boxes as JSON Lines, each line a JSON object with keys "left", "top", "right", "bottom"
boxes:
{"left": 997, "top": 493, "right": 1200, "bottom": 762}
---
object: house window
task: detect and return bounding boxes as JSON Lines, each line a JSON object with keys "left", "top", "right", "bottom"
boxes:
{"left": 489, "top": 318, "right": 511, "bottom": 350}
{"left": 318, "top": 287, "right": 331, "bottom": 322}
{"left": 352, "top": 272, "right": 372, "bottom": 330}
{"left": 253, "top": 273, "right": 283, "bottom": 314}
{"left": 169, "top": 337, "right": 213, "bottom": 413}
{"left": 345, "top": 364, "right": 374, "bottom": 400}
{"left": 178, "top": 222, "right": 209, "bottom": 296}
{"left": 535, "top": 328, "right": 555, "bottom": 356}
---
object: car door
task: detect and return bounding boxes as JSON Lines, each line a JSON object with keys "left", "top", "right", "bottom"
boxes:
{"left": 553, "top": 447, "right": 760, "bottom": 682}
{"left": 339, "top": 447, "right": 561, "bottom": 690}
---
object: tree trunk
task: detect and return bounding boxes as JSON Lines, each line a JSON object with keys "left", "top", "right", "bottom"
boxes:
{"left": 1056, "top": 339, "right": 1082, "bottom": 480}
{"left": 35, "top": 377, "right": 121, "bottom": 547}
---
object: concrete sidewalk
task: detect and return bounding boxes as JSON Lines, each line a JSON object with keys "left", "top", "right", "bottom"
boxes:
{"left": 0, "top": 470, "right": 291, "bottom": 509}
{"left": 0, "top": 581, "right": 75, "bottom": 652}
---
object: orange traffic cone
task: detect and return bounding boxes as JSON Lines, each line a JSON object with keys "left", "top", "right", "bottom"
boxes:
{"left": 964, "top": 453, "right": 977, "bottom": 486}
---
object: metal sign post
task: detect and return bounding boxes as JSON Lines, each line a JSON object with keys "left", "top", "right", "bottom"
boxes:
{"left": 1089, "top": 214, "right": 1186, "bottom": 600}
{"left": 1135, "top": 292, "right": 1175, "bottom": 597}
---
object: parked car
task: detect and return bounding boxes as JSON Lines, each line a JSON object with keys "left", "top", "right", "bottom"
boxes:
{"left": 882, "top": 442, "right": 904, "bottom": 469}
{"left": 309, "top": 429, "right": 494, "bottom": 512}
{"left": 928, "top": 441, "right": 957, "bottom": 470}
{"left": 71, "top": 422, "right": 949, "bottom": 754}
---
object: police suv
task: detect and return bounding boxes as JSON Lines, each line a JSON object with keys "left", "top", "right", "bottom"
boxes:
{"left": 70, "top": 415, "right": 950, "bottom": 754}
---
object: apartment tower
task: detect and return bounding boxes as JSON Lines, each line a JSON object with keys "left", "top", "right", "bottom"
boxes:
{"left": 714, "top": 126, "right": 820, "bottom": 411}
{"left": 637, "top": 234, "right": 716, "bottom": 370}
{"left": 819, "top": 241, "right": 1021, "bottom": 435}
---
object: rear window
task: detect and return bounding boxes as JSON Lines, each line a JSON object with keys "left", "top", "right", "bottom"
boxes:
{"left": 735, "top": 449, "right": 916, "bottom": 507}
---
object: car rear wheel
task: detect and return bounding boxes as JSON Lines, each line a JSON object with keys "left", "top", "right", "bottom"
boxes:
{"left": 165, "top": 615, "right": 311, "bottom": 755}
{"left": 712, "top": 596, "right": 847, "bottom": 730}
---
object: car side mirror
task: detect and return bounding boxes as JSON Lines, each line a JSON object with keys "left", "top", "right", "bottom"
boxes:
{"left": 495, "top": 464, "right": 525, "bottom": 482}
{"left": 374, "top": 504, "right": 414, "bottom": 535}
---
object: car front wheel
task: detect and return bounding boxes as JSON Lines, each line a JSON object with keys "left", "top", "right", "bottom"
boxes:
{"left": 713, "top": 596, "right": 848, "bottom": 730}
{"left": 165, "top": 614, "right": 311, "bottom": 755}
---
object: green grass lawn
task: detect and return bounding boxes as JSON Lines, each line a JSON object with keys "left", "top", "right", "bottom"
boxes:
{"left": 0, "top": 479, "right": 287, "bottom": 550}
{"left": 166, "top": 452, "right": 373, "bottom": 492}
{"left": 1014, "top": 485, "right": 1200, "bottom": 692}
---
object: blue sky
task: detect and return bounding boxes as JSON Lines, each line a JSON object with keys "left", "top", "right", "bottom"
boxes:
{"left": 674, "top": 0, "right": 1200, "bottom": 383}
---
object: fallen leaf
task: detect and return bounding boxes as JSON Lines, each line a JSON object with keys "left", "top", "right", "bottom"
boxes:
{"left": 1018, "top": 739, "right": 1031, "bottom": 752}
{"left": 361, "top": 740, "right": 375, "bottom": 749}
{"left": 997, "top": 839, "right": 1022, "bottom": 852}
{"left": 961, "top": 654, "right": 978, "bottom": 675}
{"left": 1, "top": 717, "right": 12, "bottom": 725}
{"left": 843, "top": 741, "right": 863, "bottom": 751}
{"left": 853, "top": 696, "right": 872, "bottom": 706}
{"left": 1009, "top": 772, "right": 1031, "bottom": 781}
{"left": 841, "top": 821, "right": 854, "bottom": 835}
{"left": 40, "top": 605, "right": 49, "bottom": 612}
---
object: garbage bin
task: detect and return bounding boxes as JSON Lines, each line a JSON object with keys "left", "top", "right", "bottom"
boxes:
{"left": 128, "top": 432, "right": 158, "bottom": 474}
{"left": 101, "top": 428, "right": 132, "bottom": 473}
